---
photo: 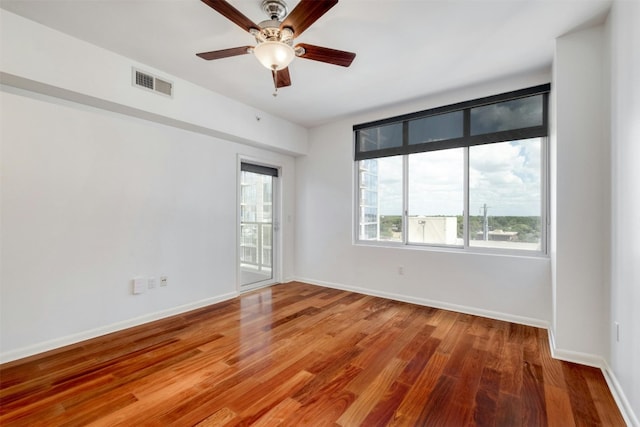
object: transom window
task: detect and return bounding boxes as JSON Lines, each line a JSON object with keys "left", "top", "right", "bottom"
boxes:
{"left": 354, "top": 84, "right": 549, "bottom": 254}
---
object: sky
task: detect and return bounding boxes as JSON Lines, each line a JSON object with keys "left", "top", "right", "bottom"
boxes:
{"left": 376, "top": 138, "right": 542, "bottom": 217}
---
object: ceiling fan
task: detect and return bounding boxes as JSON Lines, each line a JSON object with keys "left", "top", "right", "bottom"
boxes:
{"left": 197, "top": 0, "right": 356, "bottom": 95}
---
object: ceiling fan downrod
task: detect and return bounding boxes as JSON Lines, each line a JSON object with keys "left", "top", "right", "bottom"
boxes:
{"left": 261, "top": 0, "right": 288, "bottom": 21}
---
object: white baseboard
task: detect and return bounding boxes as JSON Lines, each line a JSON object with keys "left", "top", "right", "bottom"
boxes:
{"left": 0, "top": 291, "right": 238, "bottom": 364}
{"left": 294, "top": 276, "right": 548, "bottom": 329}
{"left": 547, "top": 330, "right": 638, "bottom": 426}
{"left": 546, "top": 329, "right": 607, "bottom": 368}
{"left": 601, "top": 361, "right": 640, "bottom": 427}
{"left": 3, "top": 279, "right": 637, "bottom": 426}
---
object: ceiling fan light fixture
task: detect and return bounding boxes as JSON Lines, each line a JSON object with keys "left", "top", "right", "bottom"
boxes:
{"left": 197, "top": 0, "right": 355, "bottom": 90}
{"left": 253, "top": 41, "right": 295, "bottom": 71}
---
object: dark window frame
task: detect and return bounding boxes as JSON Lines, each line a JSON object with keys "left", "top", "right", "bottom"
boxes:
{"left": 354, "top": 84, "right": 550, "bottom": 161}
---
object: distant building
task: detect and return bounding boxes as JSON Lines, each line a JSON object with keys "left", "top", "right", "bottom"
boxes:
{"left": 475, "top": 229, "right": 518, "bottom": 241}
{"left": 358, "top": 159, "right": 379, "bottom": 240}
{"left": 240, "top": 171, "right": 272, "bottom": 272}
{"left": 408, "top": 216, "right": 458, "bottom": 245}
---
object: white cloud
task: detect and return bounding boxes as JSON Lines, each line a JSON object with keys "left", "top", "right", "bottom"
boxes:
{"left": 377, "top": 156, "right": 403, "bottom": 215}
{"left": 470, "top": 139, "right": 541, "bottom": 216}
{"left": 370, "top": 138, "right": 542, "bottom": 217}
{"left": 408, "top": 149, "right": 464, "bottom": 216}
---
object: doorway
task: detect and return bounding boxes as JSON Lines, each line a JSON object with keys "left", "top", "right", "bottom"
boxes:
{"left": 238, "top": 162, "right": 279, "bottom": 290}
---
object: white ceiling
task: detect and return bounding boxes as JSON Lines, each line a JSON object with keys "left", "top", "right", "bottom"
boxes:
{"left": 1, "top": 0, "right": 611, "bottom": 128}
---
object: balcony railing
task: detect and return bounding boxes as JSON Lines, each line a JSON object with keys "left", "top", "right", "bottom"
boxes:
{"left": 240, "top": 222, "right": 272, "bottom": 273}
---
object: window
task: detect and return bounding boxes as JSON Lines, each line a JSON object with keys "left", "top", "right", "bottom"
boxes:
{"left": 358, "top": 157, "right": 402, "bottom": 241}
{"left": 470, "top": 95, "right": 543, "bottom": 135}
{"left": 354, "top": 84, "right": 549, "bottom": 254}
{"left": 408, "top": 149, "right": 464, "bottom": 245}
{"left": 468, "top": 139, "right": 543, "bottom": 251}
{"left": 239, "top": 162, "right": 278, "bottom": 286}
{"left": 357, "top": 123, "right": 403, "bottom": 153}
{"left": 408, "top": 110, "right": 464, "bottom": 145}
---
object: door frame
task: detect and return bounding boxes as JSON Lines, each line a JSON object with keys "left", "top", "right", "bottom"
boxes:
{"left": 236, "top": 155, "right": 282, "bottom": 292}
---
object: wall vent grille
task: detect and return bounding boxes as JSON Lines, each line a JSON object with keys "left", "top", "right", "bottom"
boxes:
{"left": 132, "top": 68, "right": 173, "bottom": 97}
{"left": 154, "top": 78, "right": 172, "bottom": 96}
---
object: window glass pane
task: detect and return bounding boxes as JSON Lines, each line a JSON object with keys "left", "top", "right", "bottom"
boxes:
{"left": 357, "top": 123, "right": 403, "bottom": 153}
{"left": 358, "top": 156, "right": 402, "bottom": 242}
{"left": 408, "top": 111, "right": 463, "bottom": 145}
{"left": 470, "top": 95, "right": 543, "bottom": 135}
{"left": 240, "top": 170, "right": 273, "bottom": 276}
{"left": 407, "top": 149, "right": 464, "bottom": 245}
{"left": 469, "top": 138, "right": 542, "bottom": 251}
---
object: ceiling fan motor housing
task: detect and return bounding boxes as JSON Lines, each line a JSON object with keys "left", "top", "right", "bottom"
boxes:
{"left": 252, "top": 21, "right": 294, "bottom": 46}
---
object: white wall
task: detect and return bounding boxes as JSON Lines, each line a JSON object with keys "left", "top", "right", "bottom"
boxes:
{"left": 552, "top": 26, "right": 609, "bottom": 361}
{"left": 551, "top": 6, "right": 639, "bottom": 422}
{"left": 607, "top": 0, "right": 640, "bottom": 422}
{"left": 295, "top": 73, "right": 552, "bottom": 326}
{"left": 0, "top": 8, "right": 302, "bottom": 363}
{"left": 0, "top": 87, "right": 296, "bottom": 362}
{"left": 0, "top": 10, "right": 308, "bottom": 156}
{"left": 2, "top": 7, "right": 637, "bottom": 422}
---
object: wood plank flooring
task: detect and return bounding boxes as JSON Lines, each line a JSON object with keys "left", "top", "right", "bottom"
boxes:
{"left": 0, "top": 282, "right": 626, "bottom": 426}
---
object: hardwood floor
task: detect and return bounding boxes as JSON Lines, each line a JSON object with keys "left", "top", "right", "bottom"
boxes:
{"left": 0, "top": 282, "right": 625, "bottom": 426}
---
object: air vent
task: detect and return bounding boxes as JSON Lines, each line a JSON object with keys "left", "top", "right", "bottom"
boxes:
{"left": 154, "top": 78, "right": 172, "bottom": 96}
{"left": 132, "top": 68, "right": 173, "bottom": 97}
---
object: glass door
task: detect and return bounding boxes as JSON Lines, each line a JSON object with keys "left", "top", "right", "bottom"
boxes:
{"left": 239, "top": 162, "right": 278, "bottom": 289}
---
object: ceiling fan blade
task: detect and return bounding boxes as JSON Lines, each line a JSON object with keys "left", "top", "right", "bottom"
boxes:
{"left": 296, "top": 43, "right": 356, "bottom": 67}
{"left": 272, "top": 67, "right": 292, "bottom": 88}
{"left": 280, "top": 0, "right": 338, "bottom": 37}
{"left": 201, "top": 0, "right": 259, "bottom": 32}
{"left": 196, "top": 46, "right": 252, "bottom": 60}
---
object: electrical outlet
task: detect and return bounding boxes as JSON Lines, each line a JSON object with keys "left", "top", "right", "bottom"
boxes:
{"left": 148, "top": 276, "right": 157, "bottom": 289}
{"left": 132, "top": 277, "right": 146, "bottom": 295}
{"left": 398, "top": 266, "right": 404, "bottom": 275}
{"left": 160, "top": 276, "right": 168, "bottom": 287}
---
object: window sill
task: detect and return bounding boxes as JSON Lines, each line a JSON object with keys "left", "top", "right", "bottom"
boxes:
{"left": 353, "top": 240, "right": 549, "bottom": 260}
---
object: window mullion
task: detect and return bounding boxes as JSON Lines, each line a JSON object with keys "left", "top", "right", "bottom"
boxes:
{"left": 463, "top": 109, "right": 470, "bottom": 248}
{"left": 543, "top": 137, "right": 550, "bottom": 254}
{"left": 463, "top": 146, "right": 470, "bottom": 248}
{"left": 402, "top": 154, "right": 409, "bottom": 245}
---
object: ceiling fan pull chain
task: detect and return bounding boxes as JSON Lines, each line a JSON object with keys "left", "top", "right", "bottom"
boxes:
{"left": 273, "top": 67, "right": 278, "bottom": 97}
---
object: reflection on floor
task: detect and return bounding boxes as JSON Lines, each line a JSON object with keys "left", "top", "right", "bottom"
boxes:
{"left": 240, "top": 264, "right": 272, "bottom": 287}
